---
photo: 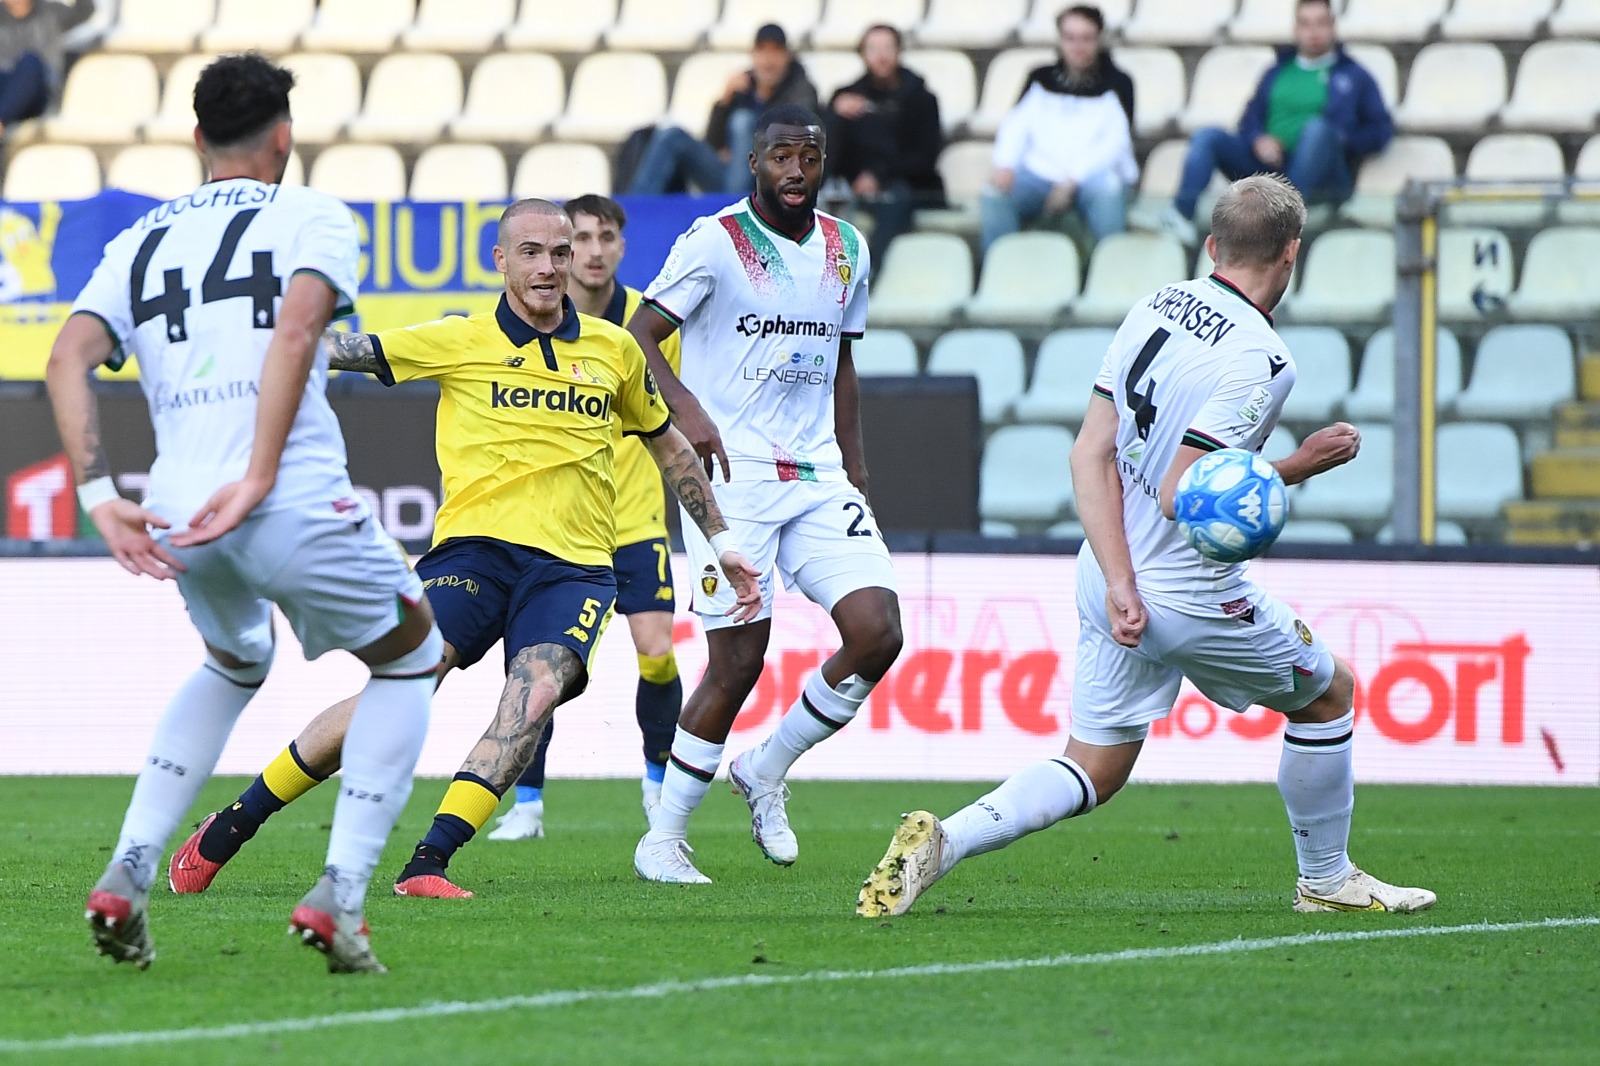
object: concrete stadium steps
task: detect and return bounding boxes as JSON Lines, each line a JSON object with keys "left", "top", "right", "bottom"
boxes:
{"left": 1502, "top": 498, "right": 1600, "bottom": 546}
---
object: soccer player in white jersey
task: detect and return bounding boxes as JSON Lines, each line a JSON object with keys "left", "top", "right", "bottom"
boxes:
{"left": 46, "top": 54, "right": 444, "bottom": 973}
{"left": 627, "top": 104, "right": 903, "bottom": 883}
{"left": 858, "top": 174, "right": 1436, "bottom": 917}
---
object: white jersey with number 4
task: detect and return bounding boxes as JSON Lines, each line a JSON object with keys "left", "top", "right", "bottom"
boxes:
{"left": 1092, "top": 274, "right": 1296, "bottom": 602}
{"left": 71, "top": 178, "right": 361, "bottom": 524}
{"left": 642, "top": 197, "right": 870, "bottom": 484}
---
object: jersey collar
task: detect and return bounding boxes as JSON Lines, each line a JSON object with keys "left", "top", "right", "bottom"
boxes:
{"left": 1207, "top": 273, "right": 1274, "bottom": 327}
{"left": 496, "top": 293, "right": 582, "bottom": 347}
{"left": 599, "top": 281, "right": 629, "bottom": 326}
{"left": 746, "top": 196, "right": 816, "bottom": 245}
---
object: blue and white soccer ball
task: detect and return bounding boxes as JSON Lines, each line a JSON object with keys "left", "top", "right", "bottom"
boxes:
{"left": 1175, "top": 448, "right": 1288, "bottom": 564}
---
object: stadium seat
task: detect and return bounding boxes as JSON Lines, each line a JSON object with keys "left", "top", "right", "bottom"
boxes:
{"left": 915, "top": 140, "right": 992, "bottom": 235}
{"left": 401, "top": 0, "right": 514, "bottom": 52}
{"left": 347, "top": 54, "right": 464, "bottom": 144}
{"left": 849, "top": 330, "right": 920, "bottom": 375}
{"left": 1277, "top": 327, "right": 1352, "bottom": 423}
{"left": 667, "top": 53, "right": 752, "bottom": 139}
{"left": 202, "top": 0, "right": 314, "bottom": 52}
{"left": 504, "top": 0, "right": 617, "bottom": 51}
{"left": 43, "top": 54, "right": 159, "bottom": 144}
{"left": 927, "top": 329, "right": 1027, "bottom": 425}
{"left": 799, "top": 51, "right": 866, "bottom": 102}
{"left": 915, "top": 0, "right": 1027, "bottom": 47}
{"left": 1274, "top": 520, "right": 1355, "bottom": 544}
{"left": 980, "top": 425, "right": 1076, "bottom": 523}
{"left": 866, "top": 232, "right": 973, "bottom": 328}
{"left": 106, "top": 145, "right": 203, "bottom": 200}
{"left": 1559, "top": 136, "right": 1600, "bottom": 224}
{"left": 1499, "top": 41, "right": 1600, "bottom": 132}
{"left": 902, "top": 50, "right": 977, "bottom": 133}
{"left": 1377, "top": 520, "right": 1468, "bottom": 545}
{"left": 2, "top": 144, "right": 100, "bottom": 201}
{"left": 1436, "top": 227, "right": 1515, "bottom": 320}
{"left": 142, "top": 53, "right": 215, "bottom": 143}
{"left": 410, "top": 144, "right": 510, "bottom": 202}
{"left": 1045, "top": 520, "right": 1085, "bottom": 539}
{"left": 982, "top": 520, "right": 1020, "bottom": 538}
{"left": 308, "top": 144, "right": 407, "bottom": 202}
{"left": 512, "top": 143, "right": 613, "bottom": 198}
{"left": 1337, "top": 0, "right": 1447, "bottom": 41}
{"left": 1454, "top": 325, "right": 1575, "bottom": 420}
{"left": 1129, "top": 138, "right": 1191, "bottom": 224}
{"left": 1393, "top": 44, "right": 1507, "bottom": 133}
{"left": 1340, "top": 136, "right": 1456, "bottom": 229}
{"left": 1111, "top": 47, "right": 1187, "bottom": 138}
{"left": 1280, "top": 230, "right": 1394, "bottom": 324}
{"left": 298, "top": 0, "right": 415, "bottom": 52}
{"left": 606, "top": 0, "right": 718, "bottom": 50}
{"left": 968, "top": 48, "right": 1053, "bottom": 138}
{"left": 1437, "top": 422, "right": 1525, "bottom": 521}
{"left": 102, "top": 0, "right": 214, "bottom": 54}
{"left": 1506, "top": 228, "right": 1600, "bottom": 320}
{"left": 1017, "top": 0, "right": 1132, "bottom": 44}
{"left": 280, "top": 53, "right": 363, "bottom": 144}
{"left": 966, "top": 232, "right": 1081, "bottom": 326}
{"left": 1179, "top": 46, "right": 1276, "bottom": 133}
{"left": 707, "top": 0, "right": 822, "bottom": 51}
{"left": 1343, "top": 326, "right": 1462, "bottom": 421}
{"left": 1441, "top": 0, "right": 1555, "bottom": 38}
{"left": 1121, "top": 0, "right": 1234, "bottom": 45}
{"left": 1460, "top": 133, "right": 1565, "bottom": 190}
{"left": 450, "top": 53, "right": 565, "bottom": 142}
{"left": 809, "top": 0, "right": 927, "bottom": 50}
{"left": 1072, "top": 233, "right": 1188, "bottom": 325}
{"left": 1012, "top": 327, "right": 1116, "bottom": 424}
{"left": 551, "top": 53, "right": 667, "bottom": 142}
{"left": 1344, "top": 44, "right": 1400, "bottom": 111}
{"left": 1294, "top": 423, "right": 1393, "bottom": 523}
{"left": 1546, "top": 0, "right": 1600, "bottom": 37}
{"left": 1228, "top": 0, "right": 1295, "bottom": 44}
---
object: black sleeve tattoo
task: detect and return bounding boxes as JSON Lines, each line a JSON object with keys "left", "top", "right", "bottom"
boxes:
{"left": 79, "top": 386, "right": 110, "bottom": 482}
{"left": 321, "top": 329, "right": 379, "bottom": 373}
{"left": 655, "top": 439, "right": 727, "bottom": 538}
{"left": 462, "top": 643, "right": 586, "bottom": 792}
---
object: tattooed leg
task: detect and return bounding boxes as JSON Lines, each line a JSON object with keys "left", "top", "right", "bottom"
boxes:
{"left": 459, "top": 643, "right": 587, "bottom": 792}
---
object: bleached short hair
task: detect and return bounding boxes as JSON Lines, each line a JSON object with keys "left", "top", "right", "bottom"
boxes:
{"left": 1210, "top": 174, "right": 1306, "bottom": 269}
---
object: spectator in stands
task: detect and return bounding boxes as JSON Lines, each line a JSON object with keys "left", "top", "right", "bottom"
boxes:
{"left": 1157, "top": 0, "right": 1392, "bottom": 246}
{"left": 627, "top": 23, "right": 819, "bottom": 195}
{"left": 825, "top": 24, "right": 945, "bottom": 263}
{"left": 980, "top": 4, "right": 1136, "bottom": 254}
{"left": 0, "top": 0, "right": 92, "bottom": 138}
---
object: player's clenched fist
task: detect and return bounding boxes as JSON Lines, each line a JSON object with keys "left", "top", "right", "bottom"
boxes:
{"left": 1297, "top": 422, "right": 1361, "bottom": 476}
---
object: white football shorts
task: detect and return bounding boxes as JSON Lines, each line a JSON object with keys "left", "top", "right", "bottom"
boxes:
{"left": 166, "top": 500, "right": 423, "bottom": 662}
{"left": 1070, "top": 549, "right": 1336, "bottom": 746}
{"left": 682, "top": 478, "right": 898, "bottom": 629}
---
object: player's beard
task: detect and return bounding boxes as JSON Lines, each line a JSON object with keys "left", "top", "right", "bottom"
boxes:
{"left": 757, "top": 176, "right": 818, "bottom": 232}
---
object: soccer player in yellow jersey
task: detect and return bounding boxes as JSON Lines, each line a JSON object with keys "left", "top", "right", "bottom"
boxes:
{"left": 489, "top": 195, "right": 686, "bottom": 841}
{"left": 168, "top": 199, "right": 760, "bottom": 900}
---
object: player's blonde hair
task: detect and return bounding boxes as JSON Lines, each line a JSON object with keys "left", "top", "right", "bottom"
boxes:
{"left": 1210, "top": 174, "right": 1306, "bottom": 269}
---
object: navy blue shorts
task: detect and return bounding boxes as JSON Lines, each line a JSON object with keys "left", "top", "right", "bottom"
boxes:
{"left": 613, "top": 536, "right": 676, "bottom": 616}
{"left": 416, "top": 537, "right": 616, "bottom": 685}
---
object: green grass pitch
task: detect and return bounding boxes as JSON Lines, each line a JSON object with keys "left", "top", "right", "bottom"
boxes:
{"left": 2, "top": 776, "right": 1596, "bottom": 1064}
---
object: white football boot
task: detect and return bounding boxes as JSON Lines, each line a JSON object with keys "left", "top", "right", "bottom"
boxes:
{"left": 633, "top": 832, "right": 712, "bottom": 884}
{"left": 487, "top": 800, "right": 545, "bottom": 841}
{"left": 727, "top": 748, "right": 799, "bottom": 865}
{"left": 1293, "top": 867, "right": 1437, "bottom": 913}
{"left": 857, "top": 811, "right": 950, "bottom": 918}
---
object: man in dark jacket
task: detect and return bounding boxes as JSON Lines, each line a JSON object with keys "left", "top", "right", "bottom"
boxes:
{"left": 0, "top": 0, "right": 93, "bottom": 137}
{"left": 825, "top": 24, "right": 944, "bottom": 262}
{"left": 627, "top": 24, "right": 819, "bottom": 195}
{"left": 1159, "top": 0, "right": 1391, "bottom": 246}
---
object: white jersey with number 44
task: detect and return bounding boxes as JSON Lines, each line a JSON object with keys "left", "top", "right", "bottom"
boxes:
{"left": 1092, "top": 274, "right": 1297, "bottom": 602}
{"left": 71, "top": 178, "right": 361, "bottom": 524}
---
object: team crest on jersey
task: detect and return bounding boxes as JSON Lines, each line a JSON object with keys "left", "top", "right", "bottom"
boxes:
{"left": 700, "top": 565, "right": 719, "bottom": 596}
{"left": 1294, "top": 619, "right": 1314, "bottom": 645}
{"left": 571, "top": 360, "right": 603, "bottom": 383}
{"left": 835, "top": 252, "right": 852, "bottom": 288}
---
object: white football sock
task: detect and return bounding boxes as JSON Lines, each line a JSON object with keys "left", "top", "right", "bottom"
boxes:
{"left": 324, "top": 628, "right": 441, "bottom": 913}
{"left": 748, "top": 670, "right": 873, "bottom": 780}
{"left": 652, "top": 727, "right": 724, "bottom": 838}
{"left": 113, "top": 654, "right": 270, "bottom": 890}
{"left": 940, "top": 757, "right": 1097, "bottom": 876}
{"left": 1279, "top": 711, "right": 1356, "bottom": 892}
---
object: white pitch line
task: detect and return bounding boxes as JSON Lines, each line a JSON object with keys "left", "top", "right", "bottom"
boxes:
{"left": 4, "top": 916, "right": 1595, "bottom": 1054}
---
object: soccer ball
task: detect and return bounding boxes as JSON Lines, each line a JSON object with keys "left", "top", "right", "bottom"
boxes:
{"left": 1174, "top": 448, "right": 1288, "bottom": 563}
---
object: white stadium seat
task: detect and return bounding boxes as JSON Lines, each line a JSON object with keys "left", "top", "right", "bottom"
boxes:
{"left": 299, "top": 0, "right": 416, "bottom": 52}
{"left": 1121, "top": 0, "right": 1234, "bottom": 45}
{"left": 707, "top": 0, "right": 823, "bottom": 51}
{"left": 44, "top": 54, "right": 159, "bottom": 144}
{"left": 1046, "top": 520, "right": 1085, "bottom": 539}
{"left": 1276, "top": 327, "right": 1352, "bottom": 423}
{"left": 281, "top": 53, "right": 363, "bottom": 144}
{"left": 1294, "top": 423, "right": 1393, "bottom": 523}
{"left": 1013, "top": 328, "right": 1116, "bottom": 425}
{"left": 401, "top": 0, "right": 514, "bottom": 52}
{"left": 1341, "top": 136, "right": 1456, "bottom": 229}
{"left": 1378, "top": 520, "right": 1468, "bottom": 545}
{"left": 1454, "top": 325, "right": 1576, "bottom": 420}
{"left": 102, "top": 0, "right": 214, "bottom": 54}
{"left": 866, "top": 231, "right": 973, "bottom": 328}
{"left": 809, "top": 0, "right": 927, "bottom": 50}
{"left": 1112, "top": 47, "right": 1186, "bottom": 138}
{"left": 1274, "top": 520, "right": 1355, "bottom": 544}
{"left": 606, "top": 0, "right": 718, "bottom": 51}
{"left": 1337, "top": 0, "right": 1447, "bottom": 42}
{"left": 1344, "top": 43, "right": 1400, "bottom": 111}
{"left": 966, "top": 232, "right": 1081, "bottom": 327}
{"left": 968, "top": 48, "right": 1052, "bottom": 138}
{"left": 1437, "top": 422, "right": 1525, "bottom": 521}
{"left": 1545, "top": 0, "right": 1600, "bottom": 37}
{"left": 1343, "top": 327, "right": 1462, "bottom": 421}
{"left": 668, "top": 53, "right": 752, "bottom": 139}
{"left": 346, "top": 53, "right": 464, "bottom": 144}
{"left": 1507, "top": 228, "right": 1600, "bottom": 320}
{"left": 3, "top": 144, "right": 100, "bottom": 201}
{"left": 1559, "top": 136, "right": 1600, "bottom": 224}
{"left": 1393, "top": 44, "right": 1507, "bottom": 133}
{"left": 980, "top": 425, "right": 1077, "bottom": 523}
{"left": 106, "top": 145, "right": 203, "bottom": 200}
{"left": 1436, "top": 227, "right": 1515, "bottom": 320}
{"left": 551, "top": 53, "right": 667, "bottom": 142}
{"left": 512, "top": 143, "right": 613, "bottom": 199}
{"left": 410, "top": 144, "right": 510, "bottom": 203}
{"left": 1441, "top": 0, "right": 1555, "bottom": 39}
{"left": 1130, "top": 139, "right": 1196, "bottom": 225}
{"left": 1018, "top": 0, "right": 1132, "bottom": 44}
{"left": 1499, "top": 41, "right": 1600, "bottom": 132}
{"left": 308, "top": 144, "right": 406, "bottom": 202}
{"left": 982, "top": 520, "right": 1020, "bottom": 538}
{"left": 450, "top": 53, "right": 565, "bottom": 142}
{"left": 142, "top": 53, "right": 215, "bottom": 143}
{"left": 915, "top": 140, "right": 992, "bottom": 235}
{"left": 505, "top": 0, "right": 617, "bottom": 51}
{"left": 799, "top": 51, "right": 865, "bottom": 102}
{"left": 1179, "top": 46, "right": 1276, "bottom": 134}
{"left": 1229, "top": 0, "right": 1296, "bottom": 44}
{"left": 916, "top": 0, "right": 1027, "bottom": 48}
{"left": 1281, "top": 230, "right": 1394, "bottom": 324}
{"left": 927, "top": 329, "right": 1027, "bottom": 425}
{"left": 849, "top": 330, "right": 920, "bottom": 375}
{"left": 1073, "top": 233, "right": 1188, "bottom": 325}
{"left": 902, "top": 50, "right": 977, "bottom": 133}
{"left": 203, "top": 0, "right": 314, "bottom": 52}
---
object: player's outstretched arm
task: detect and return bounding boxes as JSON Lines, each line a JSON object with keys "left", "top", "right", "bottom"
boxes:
{"left": 834, "top": 339, "right": 870, "bottom": 498}
{"left": 1272, "top": 421, "right": 1361, "bottom": 486}
{"left": 171, "top": 274, "right": 339, "bottom": 547}
{"left": 45, "top": 314, "right": 183, "bottom": 579}
{"left": 627, "top": 304, "right": 730, "bottom": 481}
{"left": 645, "top": 425, "right": 762, "bottom": 622}
{"left": 320, "top": 328, "right": 382, "bottom": 374}
{"left": 1070, "top": 395, "right": 1147, "bottom": 648}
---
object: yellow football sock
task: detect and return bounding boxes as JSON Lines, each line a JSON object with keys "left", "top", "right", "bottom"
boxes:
{"left": 435, "top": 773, "right": 502, "bottom": 832}
{"left": 260, "top": 742, "right": 322, "bottom": 805}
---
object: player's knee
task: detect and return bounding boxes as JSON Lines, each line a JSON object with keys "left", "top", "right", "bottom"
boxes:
{"left": 841, "top": 608, "right": 903, "bottom": 678}
{"left": 706, "top": 640, "right": 766, "bottom": 693}
{"left": 637, "top": 650, "right": 680, "bottom": 686}
{"left": 205, "top": 643, "right": 273, "bottom": 686}
{"left": 1289, "top": 657, "right": 1355, "bottom": 725}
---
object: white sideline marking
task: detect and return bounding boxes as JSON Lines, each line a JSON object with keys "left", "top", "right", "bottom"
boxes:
{"left": 4, "top": 917, "right": 1594, "bottom": 1053}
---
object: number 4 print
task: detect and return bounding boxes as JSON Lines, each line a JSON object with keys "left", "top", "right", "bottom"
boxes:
{"left": 130, "top": 209, "right": 282, "bottom": 341}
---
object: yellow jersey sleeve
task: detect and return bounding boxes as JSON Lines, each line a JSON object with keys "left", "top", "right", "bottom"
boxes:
{"left": 372, "top": 315, "right": 475, "bottom": 385}
{"left": 617, "top": 332, "right": 671, "bottom": 439}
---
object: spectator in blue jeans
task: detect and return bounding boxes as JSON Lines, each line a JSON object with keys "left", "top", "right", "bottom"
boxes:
{"left": 627, "top": 23, "right": 819, "bottom": 195}
{"left": 1156, "top": 0, "right": 1391, "bottom": 247}
{"left": 0, "top": 0, "right": 93, "bottom": 137}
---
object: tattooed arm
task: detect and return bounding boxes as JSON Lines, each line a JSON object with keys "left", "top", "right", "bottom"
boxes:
{"left": 645, "top": 425, "right": 763, "bottom": 621}
{"left": 320, "top": 328, "right": 383, "bottom": 374}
